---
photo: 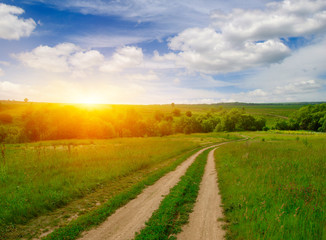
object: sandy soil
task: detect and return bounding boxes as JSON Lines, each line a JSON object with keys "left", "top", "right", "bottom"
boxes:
{"left": 79, "top": 144, "right": 223, "bottom": 240}
{"left": 177, "top": 147, "right": 225, "bottom": 240}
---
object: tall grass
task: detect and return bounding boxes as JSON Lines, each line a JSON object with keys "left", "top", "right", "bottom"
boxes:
{"left": 215, "top": 133, "right": 326, "bottom": 239}
{"left": 43, "top": 147, "right": 203, "bottom": 240}
{"left": 0, "top": 137, "right": 201, "bottom": 233}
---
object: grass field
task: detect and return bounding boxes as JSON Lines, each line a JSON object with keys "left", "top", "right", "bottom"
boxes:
{"left": 1, "top": 99, "right": 325, "bottom": 239}
{"left": 215, "top": 132, "right": 326, "bottom": 239}
{"left": 1, "top": 137, "right": 199, "bottom": 233}
{"left": 0, "top": 133, "right": 236, "bottom": 238}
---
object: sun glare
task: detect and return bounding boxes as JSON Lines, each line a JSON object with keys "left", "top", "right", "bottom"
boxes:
{"left": 75, "top": 95, "right": 104, "bottom": 105}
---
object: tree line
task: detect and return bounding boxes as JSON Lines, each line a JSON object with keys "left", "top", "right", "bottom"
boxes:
{"left": 0, "top": 105, "right": 266, "bottom": 143}
{"left": 274, "top": 103, "right": 326, "bottom": 132}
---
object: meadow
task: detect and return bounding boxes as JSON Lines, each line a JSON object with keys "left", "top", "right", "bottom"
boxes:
{"left": 0, "top": 133, "right": 234, "bottom": 239}
{"left": 0, "top": 101, "right": 325, "bottom": 239}
{"left": 215, "top": 132, "right": 326, "bottom": 239}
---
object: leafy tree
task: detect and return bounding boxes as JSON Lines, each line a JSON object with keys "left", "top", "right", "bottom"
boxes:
{"left": 185, "top": 111, "right": 192, "bottom": 117}
{"left": 172, "top": 108, "right": 181, "bottom": 117}
{"left": 154, "top": 110, "right": 164, "bottom": 122}
{"left": 0, "top": 113, "right": 13, "bottom": 124}
{"left": 274, "top": 103, "right": 326, "bottom": 132}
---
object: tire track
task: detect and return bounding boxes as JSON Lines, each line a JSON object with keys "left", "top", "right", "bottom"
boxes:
{"left": 79, "top": 144, "right": 223, "bottom": 240}
{"left": 177, "top": 148, "right": 225, "bottom": 240}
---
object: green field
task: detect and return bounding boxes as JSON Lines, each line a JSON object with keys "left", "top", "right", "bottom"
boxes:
{"left": 215, "top": 132, "right": 326, "bottom": 239}
{"left": 0, "top": 133, "right": 236, "bottom": 239}
{"left": 0, "top": 101, "right": 325, "bottom": 239}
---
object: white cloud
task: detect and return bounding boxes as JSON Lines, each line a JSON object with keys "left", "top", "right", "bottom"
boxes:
{"left": 14, "top": 43, "right": 105, "bottom": 74}
{"left": 248, "top": 89, "right": 268, "bottom": 97}
{"left": 165, "top": 27, "right": 290, "bottom": 74}
{"left": 14, "top": 43, "right": 144, "bottom": 75}
{"left": 230, "top": 78, "right": 324, "bottom": 103}
{"left": 0, "top": 81, "right": 21, "bottom": 92}
{"left": 70, "top": 50, "right": 104, "bottom": 69}
{"left": 211, "top": 0, "right": 326, "bottom": 43}
{"left": 243, "top": 37, "right": 326, "bottom": 90}
{"left": 0, "top": 68, "right": 3, "bottom": 77}
{"left": 100, "top": 46, "right": 143, "bottom": 72}
{"left": 0, "top": 3, "right": 36, "bottom": 40}
{"left": 0, "top": 61, "right": 10, "bottom": 66}
{"left": 0, "top": 81, "right": 37, "bottom": 100}
{"left": 158, "top": 0, "right": 326, "bottom": 75}
{"left": 274, "top": 79, "right": 322, "bottom": 95}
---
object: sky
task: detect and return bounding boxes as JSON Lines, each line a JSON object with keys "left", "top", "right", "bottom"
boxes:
{"left": 0, "top": 0, "right": 325, "bottom": 104}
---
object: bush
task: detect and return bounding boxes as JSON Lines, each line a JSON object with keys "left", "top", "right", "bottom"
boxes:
{"left": 0, "top": 113, "right": 13, "bottom": 124}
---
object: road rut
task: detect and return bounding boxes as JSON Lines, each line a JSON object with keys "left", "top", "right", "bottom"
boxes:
{"left": 177, "top": 148, "right": 225, "bottom": 240}
{"left": 80, "top": 144, "right": 224, "bottom": 240}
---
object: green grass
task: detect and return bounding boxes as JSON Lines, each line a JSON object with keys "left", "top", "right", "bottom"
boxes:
{"left": 215, "top": 132, "right": 326, "bottom": 239}
{"left": 135, "top": 148, "right": 211, "bottom": 240}
{"left": 42, "top": 147, "right": 207, "bottom": 240}
{"left": 0, "top": 137, "right": 203, "bottom": 235}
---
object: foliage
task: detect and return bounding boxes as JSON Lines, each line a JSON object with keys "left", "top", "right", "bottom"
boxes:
{"left": 274, "top": 103, "right": 326, "bottom": 132}
{"left": 172, "top": 108, "right": 181, "bottom": 117}
{"left": 0, "top": 105, "right": 266, "bottom": 143}
{"left": 0, "top": 113, "right": 13, "bottom": 124}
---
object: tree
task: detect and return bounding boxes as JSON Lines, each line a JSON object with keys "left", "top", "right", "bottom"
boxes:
{"left": 172, "top": 108, "right": 181, "bottom": 117}
{"left": 24, "top": 98, "right": 28, "bottom": 103}
{"left": 185, "top": 111, "right": 192, "bottom": 117}
{"left": 171, "top": 102, "right": 175, "bottom": 108}
{"left": 154, "top": 111, "right": 164, "bottom": 122}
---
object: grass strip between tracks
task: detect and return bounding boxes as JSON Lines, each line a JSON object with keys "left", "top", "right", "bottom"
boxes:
{"left": 135, "top": 148, "right": 211, "bottom": 240}
{"left": 42, "top": 147, "right": 204, "bottom": 240}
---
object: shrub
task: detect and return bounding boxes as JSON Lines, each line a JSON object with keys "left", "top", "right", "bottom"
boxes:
{"left": 0, "top": 113, "right": 13, "bottom": 124}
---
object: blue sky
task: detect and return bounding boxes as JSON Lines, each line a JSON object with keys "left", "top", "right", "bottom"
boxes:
{"left": 0, "top": 0, "right": 325, "bottom": 104}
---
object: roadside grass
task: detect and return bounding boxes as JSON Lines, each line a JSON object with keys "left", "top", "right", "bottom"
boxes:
{"left": 215, "top": 132, "right": 326, "bottom": 239}
{"left": 0, "top": 137, "right": 202, "bottom": 236}
{"left": 3, "top": 147, "right": 202, "bottom": 240}
{"left": 135, "top": 148, "right": 211, "bottom": 240}
{"left": 42, "top": 147, "right": 206, "bottom": 240}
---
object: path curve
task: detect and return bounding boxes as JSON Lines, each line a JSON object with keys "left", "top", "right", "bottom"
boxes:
{"left": 79, "top": 144, "right": 225, "bottom": 240}
{"left": 177, "top": 147, "right": 225, "bottom": 240}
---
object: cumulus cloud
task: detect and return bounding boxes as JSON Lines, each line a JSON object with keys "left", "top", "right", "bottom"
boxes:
{"left": 0, "top": 81, "right": 37, "bottom": 100}
{"left": 100, "top": 46, "right": 143, "bottom": 72}
{"left": 14, "top": 43, "right": 105, "bottom": 74}
{"left": 0, "top": 3, "right": 36, "bottom": 40}
{"left": 274, "top": 79, "right": 322, "bottom": 95}
{"left": 157, "top": 0, "right": 326, "bottom": 74}
{"left": 70, "top": 50, "right": 104, "bottom": 69}
{"left": 211, "top": 0, "right": 326, "bottom": 43}
{"left": 248, "top": 89, "right": 268, "bottom": 97}
{"left": 242, "top": 37, "right": 326, "bottom": 90}
{"left": 164, "top": 27, "right": 290, "bottom": 74}
{"left": 230, "top": 78, "right": 323, "bottom": 103}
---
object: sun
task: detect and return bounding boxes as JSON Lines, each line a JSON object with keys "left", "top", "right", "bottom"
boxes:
{"left": 74, "top": 95, "right": 104, "bottom": 105}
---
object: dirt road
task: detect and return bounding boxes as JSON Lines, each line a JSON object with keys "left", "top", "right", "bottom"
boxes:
{"left": 80, "top": 144, "right": 224, "bottom": 240}
{"left": 177, "top": 147, "right": 225, "bottom": 240}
